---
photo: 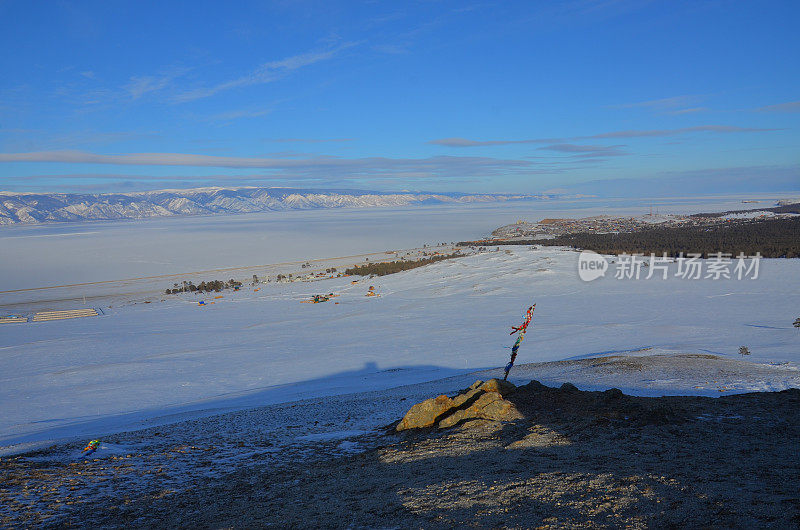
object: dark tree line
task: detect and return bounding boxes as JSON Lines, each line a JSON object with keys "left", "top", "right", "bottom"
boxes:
{"left": 345, "top": 252, "right": 462, "bottom": 277}
{"left": 165, "top": 278, "right": 243, "bottom": 294}
{"left": 460, "top": 217, "right": 800, "bottom": 258}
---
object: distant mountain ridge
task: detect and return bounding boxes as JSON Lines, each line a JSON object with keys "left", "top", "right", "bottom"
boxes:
{"left": 0, "top": 187, "right": 548, "bottom": 225}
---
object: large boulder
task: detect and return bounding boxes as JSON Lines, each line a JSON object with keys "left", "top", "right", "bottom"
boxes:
{"left": 395, "top": 394, "right": 457, "bottom": 431}
{"left": 396, "top": 379, "right": 523, "bottom": 431}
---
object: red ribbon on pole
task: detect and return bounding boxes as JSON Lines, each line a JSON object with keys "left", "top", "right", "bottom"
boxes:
{"left": 504, "top": 304, "right": 535, "bottom": 380}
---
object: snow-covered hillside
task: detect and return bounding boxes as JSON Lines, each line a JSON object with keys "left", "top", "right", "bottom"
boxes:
{"left": 0, "top": 187, "right": 543, "bottom": 225}
{"left": 1, "top": 247, "right": 798, "bottom": 452}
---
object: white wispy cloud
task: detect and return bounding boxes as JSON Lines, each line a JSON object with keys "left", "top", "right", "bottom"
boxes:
{"left": 125, "top": 67, "right": 191, "bottom": 99}
{"left": 0, "top": 151, "right": 299, "bottom": 167}
{"left": 429, "top": 137, "right": 558, "bottom": 147}
{"left": 585, "top": 125, "right": 775, "bottom": 139}
{"left": 611, "top": 95, "right": 711, "bottom": 116}
{"left": 538, "top": 143, "right": 627, "bottom": 156}
{"left": 0, "top": 131, "right": 160, "bottom": 152}
{"left": 175, "top": 43, "right": 357, "bottom": 103}
{"left": 612, "top": 95, "right": 702, "bottom": 110}
{"left": 667, "top": 107, "right": 709, "bottom": 115}
{"left": 429, "top": 125, "right": 777, "bottom": 147}
{"left": 269, "top": 138, "right": 356, "bottom": 143}
{"left": 0, "top": 149, "right": 521, "bottom": 170}
{"left": 208, "top": 108, "right": 272, "bottom": 121}
{"left": 755, "top": 100, "right": 800, "bottom": 113}
{"left": 0, "top": 150, "right": 584, "bottom": 184}
{"left": 372, "top": 43, "right": 410, "bottom": 55}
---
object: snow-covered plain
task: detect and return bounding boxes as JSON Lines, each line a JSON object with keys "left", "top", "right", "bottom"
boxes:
{"left": 1, "top": 246, "right": 798, "bottom": 453}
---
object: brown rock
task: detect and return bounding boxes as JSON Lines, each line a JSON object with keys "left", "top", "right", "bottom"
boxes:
{"left": 478, "top": 392, "right": 523, "bottom": 421}
{"left": 438, "top": 391, "right": 523, "bottom": 428}
{"left": 395, "top": 394, "right": 455, "bottom": 431}
{"left": 480, "top": 378, "right": 517, "bottom": 396}
{"left": 396, "top": 379, "right": 522, "bottom": 431}
{"left": 451, "top": 387, "right": 483, "bottom": 408}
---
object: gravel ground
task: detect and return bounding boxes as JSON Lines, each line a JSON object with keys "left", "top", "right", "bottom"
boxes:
{"left": 0, "top": 376, "right": 473, "bottom": 528}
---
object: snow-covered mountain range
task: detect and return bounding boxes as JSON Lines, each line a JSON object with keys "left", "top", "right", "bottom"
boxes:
{"left": 0, "top": 187, "right": 546, "bottom": 225}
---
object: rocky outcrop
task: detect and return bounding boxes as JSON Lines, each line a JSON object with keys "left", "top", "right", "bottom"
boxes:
{"left": 396, "top": 379, "right": 523, "bottom": 431}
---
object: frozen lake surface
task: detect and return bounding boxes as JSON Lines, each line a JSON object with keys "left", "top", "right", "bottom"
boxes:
{"left": 0, "top": 194, "right": 777, "bottom": 291}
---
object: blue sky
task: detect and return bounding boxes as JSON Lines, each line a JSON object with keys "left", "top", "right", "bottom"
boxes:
{"left": 0, "top": 0, "right": 797, "bottom": 194}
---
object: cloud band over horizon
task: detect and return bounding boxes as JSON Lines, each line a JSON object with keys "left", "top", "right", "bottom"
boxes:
{"left": 428, "top": 125, "right": 780, "bottom": 147}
